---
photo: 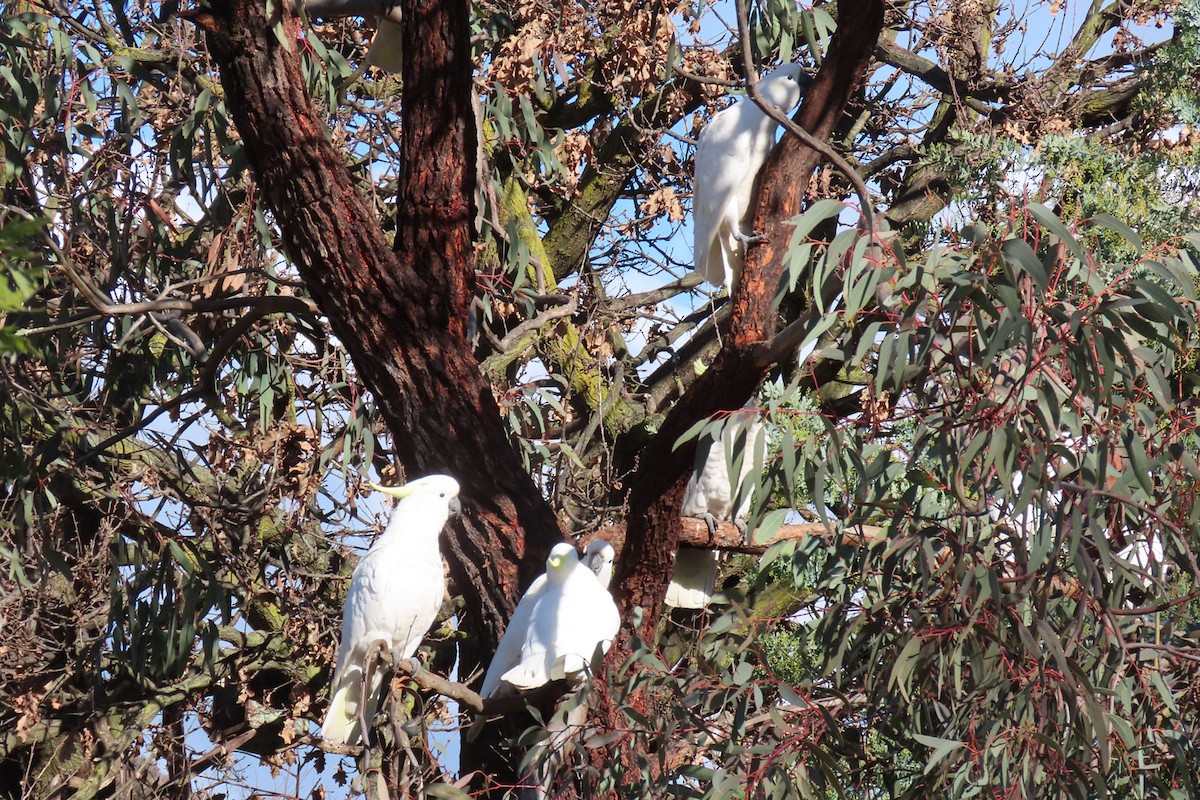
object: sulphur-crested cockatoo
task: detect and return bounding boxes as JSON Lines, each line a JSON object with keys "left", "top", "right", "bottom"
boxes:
{"left": 581, "top": 540, "right": 615, "bottom": 590}
{"left": 480, "top": 543, "right": 620, "bottom": 697}
{"left": 668, "top": 409, "right": 766, "bottom": 608}
{"left": 322, "top": 474, "right": 460, "bottom": 746}
{"left": 693, "top": 63, "right": 810, "bottom": 289}
{"left": 366, "top": 13, "right": 403, "bottom": 74}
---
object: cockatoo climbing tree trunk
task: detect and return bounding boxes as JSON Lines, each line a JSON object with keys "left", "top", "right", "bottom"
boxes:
{"left": 590, "top": 0, "right": 886, "bottom": 791}
{"left": 198, "top": 0, "right": 560, "bottom": 782}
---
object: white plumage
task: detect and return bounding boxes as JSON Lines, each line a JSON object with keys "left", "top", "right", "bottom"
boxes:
{"left": 668, "top": 409, "right": 766, "bottom": 608}
{"left": 581, "top": 540, "right": 615, "bottom": 589}
{"left": 366, "top": 14, "right": 403, "bottom": 74}
{"left": 480, "top": 543, "right": 620, "bottom": 697}
{"left": 322, "top": 474, "right": 460, "bottom": 746}
{"left": 692, "top": 63, "right": 809, "bottom": 289}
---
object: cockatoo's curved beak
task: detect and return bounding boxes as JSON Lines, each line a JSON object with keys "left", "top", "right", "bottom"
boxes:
{"left": 448, "top": 497, "right": 462, "bottom": 515}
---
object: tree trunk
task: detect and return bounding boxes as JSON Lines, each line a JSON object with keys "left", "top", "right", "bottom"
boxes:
{"left": 593, "top": 0, "right": 887, "bottom": 788}
{"left": 200, "top": 0, "right": 561, "bottom": 782}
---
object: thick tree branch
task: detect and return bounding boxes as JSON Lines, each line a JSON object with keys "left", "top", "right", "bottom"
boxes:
{"left": 580, "top": 518, "right": 885, "bottom": 555}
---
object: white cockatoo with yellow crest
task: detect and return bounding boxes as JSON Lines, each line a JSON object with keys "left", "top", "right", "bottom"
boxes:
{"left": 321, "top": 474, "right": 460, "bottom": 746}
{"left": 480, "top": 543, "right": 620, "bottom": 697}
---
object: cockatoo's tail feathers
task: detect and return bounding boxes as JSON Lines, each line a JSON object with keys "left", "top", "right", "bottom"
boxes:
{"left": 366, "top": 17, "right": 404, "bottom": 75}
{"left": 501, "top": 657, "right": 550, "bottom": 691}
{"left": 665, "top": 548, "right": 720, "bottom": 609}
{"left": 321, "top": 683, "right": 359, "bottom": 745}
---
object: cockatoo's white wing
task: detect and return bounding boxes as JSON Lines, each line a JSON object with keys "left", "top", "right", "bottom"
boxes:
{"left": 681, "top": 428, "right": 736, "bottom": 521}
{"left": 693, "top": 104, "right": 758, "bottom": 289}
{"left": 366, "top": 15, "right": 403, "bottom": 74}
{"left": 681, "top": 410, "right": 766, "bottom": 524}
{"left": 728, "top": 416, "right": 766, "bottom": 525}
{"left": 582, "top": 540, "right": 615, "bottom": 589}
{"left": 322, "top": 474, "right": 459, "bottom": 745}
{"left": 692, "top": 64, "right": 808, "bottom": 290}
{"left": 545, "top": 562, "right": 620, "bottom": 680}
{"left": 479, "top": 573, "right": 549, "bottom": 697}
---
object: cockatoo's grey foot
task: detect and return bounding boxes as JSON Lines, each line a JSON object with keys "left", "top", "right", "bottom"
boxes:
{"left": 701, "top": 512, "right": 720, "bottom": 539}
{"left": 733, "top": 517, "right": 748, "bottom": 536}
{"left": 397, "top": 656, "right": 422, "bottom": 677}
{"left": 357, "top": 707, "right": 371, "bottom": 748}
{"left": 734, "top": 228, "right": 767, "bottom": 245}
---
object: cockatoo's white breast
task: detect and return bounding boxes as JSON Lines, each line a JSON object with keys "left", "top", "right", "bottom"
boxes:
{"left": 340, "top": 539, "right": 444, "bottom": 664}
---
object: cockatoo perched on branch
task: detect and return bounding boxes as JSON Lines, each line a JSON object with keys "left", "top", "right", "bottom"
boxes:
{"left": 692, "top": 63, "right": 810, "bottom": 290}
{"left": 321, "top": 474, "right": 460, "bottom": 746}
{"left": 480, "top": 543, "right": 620, "bottom": 698}
{"left": 668, "top": 409, "right": 766, "bottom": 609}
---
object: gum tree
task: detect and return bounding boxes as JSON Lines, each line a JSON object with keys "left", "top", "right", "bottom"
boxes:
{"left": 2, "top": 0, "right": 1199, "bottom": 797}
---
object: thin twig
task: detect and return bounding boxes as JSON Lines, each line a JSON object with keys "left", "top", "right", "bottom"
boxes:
{"left": 735, "top": 0, "right": 877, "bottom": 240}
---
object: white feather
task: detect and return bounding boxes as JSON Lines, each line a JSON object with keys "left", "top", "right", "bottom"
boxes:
{"left": 321, "top": 474, "right": 458, "bottom": 746}
{"left": 581, "top": 540, "right": 615, "bottom": 589}
{"left": 366, "top": 14, "right": 404, "bottom": 74}
{"left": 481, "top": 543, "right": 620, "bottom": 697}
{"left": 692, "top": 64, "right": 808, "bottom": 289}
{"left": 669, "top": 410, "right": 766, "bottom": 608}
{"left": 664, "top": 549, "right": 720, "bottom": 610}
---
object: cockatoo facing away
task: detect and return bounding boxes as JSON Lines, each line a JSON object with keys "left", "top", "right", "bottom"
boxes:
{"left": 480, "top": 543, "right": 620, "bottom": 697}
{"left": 581, "top": 540, "right": 615, "bottom": 589}
{"left": 693, "top": 63, "right": 810, "bottom": 289}
{"left": 668, "top": 410, "right": 766, "bottom": 608}
{"left": 322, "top": 474, "right": 460, "bottom": 746}
{"left": 366, "top": 14, "right": 403, "bottom": 74}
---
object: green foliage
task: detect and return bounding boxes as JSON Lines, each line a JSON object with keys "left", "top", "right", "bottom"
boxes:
{"left": 4, "top": 1, "right": 1200, "bottom": 798}
{"left": 1140, "top": 0, "right": 1200, "bottom": 125}
{"left": 599, "top": 211, "right": 1200, "bottom": 797}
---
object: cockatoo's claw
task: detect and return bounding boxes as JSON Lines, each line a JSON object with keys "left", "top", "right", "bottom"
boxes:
{"left": 733, "top": 517, "right": 748, "bottom": 536}
{"left": 734, "top": 229, "right": 767, "bottom": 245}
{"left": 702, "top": 512, "right": 720, "bottom": 539}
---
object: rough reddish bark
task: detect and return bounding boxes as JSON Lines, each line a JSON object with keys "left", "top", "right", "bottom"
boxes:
{"left": 201, "top": 0, "right": 558, "bottom": 671}
{"left": 595, "top": 0, "right": 886, "bottom": 786}
{"left": 614, "top": 0, "right": 885, "bottom": 643}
